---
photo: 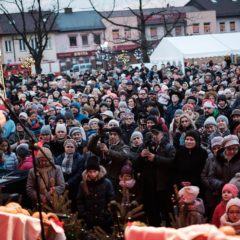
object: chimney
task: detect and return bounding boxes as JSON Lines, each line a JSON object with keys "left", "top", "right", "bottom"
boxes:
{"left": 64, "top": 8, "right": 73, "bottom": 14}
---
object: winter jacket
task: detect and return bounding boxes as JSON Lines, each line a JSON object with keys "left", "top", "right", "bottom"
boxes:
{"left": 134, "top": 134, "right": 176, "bottom": 191}
{"left": 174, "top": 146, "right": 208, "bottom": 192}
{"left": 220, "top": 213, "right": 240, "bottom": 235}
{"left": 1, "top": 119, "right": 16, "bottom": 138}
{"left": 26, "top": 165, "right": 65, "bottom": 203}
{"left": 121, "top": 122, "right": 138, "bottom": 145}
{"left": 209, "top": 148, "right": 240, "bottom": 192}
{"left": 3, "top": 152, "right": 18, "bottom": 170}
{"left": 17, "top": 156, "right": 33, "bottom": 170}
{"left": 88, "top": 134, "right": 130, "bottom": 190}
{"left": 77, "top": 166, "right": 114, "bottom": 230}
{"left": 165, "top": 102, "right": 182, "bottom": 127}
{"left": 179, "top": 198, "right": 205, "bottom": 226}
{"left": 55, "top": 152, "right": 85, "bottom": 188}
{"left": 212, "top": 201, "right": 226, "bottom": 227}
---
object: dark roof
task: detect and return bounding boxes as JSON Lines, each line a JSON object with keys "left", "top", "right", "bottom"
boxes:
{"left": 186, "top": 0, "right": 240, "bottom": 17}
{"left": 56, "top": 11, "right": 105, "bottom": 32}
{"left": 0, "top": 11, "right": 57, "bottom": 35}
{"left": 101, "top": 6, "right": 198, "bottom": 18}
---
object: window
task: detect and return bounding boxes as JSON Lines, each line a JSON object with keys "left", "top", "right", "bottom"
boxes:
{"left": 45, "top": 37, "right": 52, "bottom": 49}
{"left": 220, "top": 22, "right": 225, "bottom": 32}
{"left": 82, "top": 35, "right": 88, "bottom": 45}
{"left": 230, "top": 21, "right": 236, "bottom": 31}
{"left": 192, "top": 23, "right": 199, "bottom": 34}
{"left": 94, "top": 34, "right": 101, "bottom": 45}
{"left": 112, "top": 29, "right": 120, "bottom": 40}
{"left": 5, "top": 40, "right": 12, "bottom": 52}
{"left": 124, "top": 28, "right": 131, "bottom": 39}
{"left": 30, "top": 38, "right": 37, "bottom": 49}
{"left": 175, "top": 26, "right": 182, "bottom": 36}
{"left": 69, "top": 36, "right": 77, "bottom": 47}
{"left": 204, "top": 22, "right": 211, "bottom": 33}
{"left": 150, "top": 27, "right": 158, "bottom": 39}
{"left": 19, "top": 39, "right": 26, "bottom": 51}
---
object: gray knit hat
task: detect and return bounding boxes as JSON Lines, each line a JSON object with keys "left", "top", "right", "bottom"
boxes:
{"left": 211, "top": 136, "right": 224, "bottom": 148}
{"left": 40, "top": 125, "right": 52, "bottom": 135}
{"left": 204, "top": 116, "right": 217, "bottom": 127}
{"left": 216, "top": 115, "right": 229, "bottom": 125}
{"left": 55, "top": 124, "right": 67, "bottom": 133}
{"left": 16, "top": 143, "right": 29, "bottom": 158}
{"left": 64, "top": 139, "right": 77, "bottom": 148}
{"left": 130, "top": 131, "right": 143, "bottom": 142}
{"left": 174, "top": 109, "right": 184, "bottom": 116}
{"left": 69, "top": 127, "right": 82, "bottom": 137}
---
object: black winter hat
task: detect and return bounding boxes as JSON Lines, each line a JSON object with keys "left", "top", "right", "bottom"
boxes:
{"left": 146, "top": 115, "right": 157, "bottom": 124}
{"left": 150, "top": 124, "right": 164, "bottom": 133}
{"left": 217, "top": 94, "right": 227, "bottom": 103}
{"left": 86, "top": 156, "right": 100, "bottom": 171}
{"left": 108, "top": 127, "right": 122, "bottom": 136}
{"left": 185, "top": 130, "right": 200, "bottom": 147}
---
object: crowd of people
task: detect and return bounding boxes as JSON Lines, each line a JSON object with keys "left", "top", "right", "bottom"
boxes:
{"left": 0, "top": 60, "right": 240, "bottom": 233}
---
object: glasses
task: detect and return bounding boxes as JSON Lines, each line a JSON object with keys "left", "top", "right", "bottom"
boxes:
{"left": 225, "top": 146, "right": 238, "bottom": 152}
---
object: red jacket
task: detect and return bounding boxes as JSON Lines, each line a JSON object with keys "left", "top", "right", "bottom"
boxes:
{"left": 17, "top": 156, "right": 33, "bottom": 170}
{"left": 212, "top": 201, "right": 226, "bottom": 227}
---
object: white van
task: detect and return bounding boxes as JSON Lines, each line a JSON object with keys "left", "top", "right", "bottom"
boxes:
{"left": 71, "top": 63, "right": 92, "bottom": 74}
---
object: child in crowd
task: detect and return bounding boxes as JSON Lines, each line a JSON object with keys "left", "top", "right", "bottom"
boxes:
{"left": 220, "top": 197, "right": 240, "bottom": 235}
{"left": 212, "top": 183, "right": 239, "bottom": 227}
{"left": 178, "top": 186, "right": 205, "bottom": 226}
{"left": 77, "top": 156, "right": 115, "bottom": 233}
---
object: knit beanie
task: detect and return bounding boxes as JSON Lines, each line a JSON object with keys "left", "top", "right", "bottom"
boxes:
{"left": 69, "top": 127, "right": 82, "bottom": 137}
{"left": 108, "top": 119, "right": 119, "bottom": 127}
{"left": 216, "top": 115, "right": 229, "bottom": 125}
{"left": 40, "top": 125, "right": 52, "bottom": 135}
{"left": 174, "top": 109, "right": 184, "bottom": 116}
{"left": 178, "top": 186, "right": 200, "bottom": 203}
{"left": 226, "top": 198, "right": 240, "bottom": 213}
{"left": 88, "top": 118, "right": 99, "bottom": 126}
{"left": 130, "top": 131, "right": 143, "bottom": 142}
{"left": 86, "top": 156, "right": 100, "bottom": 171}
{"left": 55, "top": 124, "right": 67, "bottom": 134}
{"left": 16, "top": 143, "right": 29, "bottom": 158}
{"left": 120, "top": 164, "right": 133, "bottom": 175}
{"left": 211, "top": 136, "right": 224, "bottom": 148}
{"left": 204, "top": 116, "right": 217, "bottom": 127}
{"left": 63, "top": 139, "right": 77, "bottom": 148}
{"left": 185, "top": 130, "right": 200, "bottom": 147}
{"left": 222, "top": 134, "right": 239, "bottom": 148}
{"left": 222, "top": 184, "right": 239, "bottom": 198}
{"left": 182, "top": 103, "right": 194, "bottom": 111}
{"left": 36, "top": 147, "right": 54, "bottom": 163}
{"left": 217, "top": 94, "right": 227, "bottom": 103}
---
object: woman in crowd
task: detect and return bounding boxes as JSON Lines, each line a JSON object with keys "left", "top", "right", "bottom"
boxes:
{"left": 26, "top": 147, "right": 65, "bottom": 205}
{"left": 0, "top": 138, "right": 18, "bottom": 170}
{"left": 55, "top": 139, "right": 85, "bottom": 211}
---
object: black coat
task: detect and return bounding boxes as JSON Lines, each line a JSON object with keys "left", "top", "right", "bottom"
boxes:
{"left": 174, "top": 146, "right": 208, "bottom": 191}
{"left": 77, "top": 167, "right": 114, "bottom": 230}
{"left": 55, "top": 152, "right": 85, "bottom": 187}
{"left": 134, "top": 135, "right": 176, "bottom": 191}
{"left": 209, "top": 148, "right": 240, "bottom": 192}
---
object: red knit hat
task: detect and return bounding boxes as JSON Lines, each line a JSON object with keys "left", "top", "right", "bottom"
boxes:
{"left": 222, "top": 183, "right": 239, "bottom": 197}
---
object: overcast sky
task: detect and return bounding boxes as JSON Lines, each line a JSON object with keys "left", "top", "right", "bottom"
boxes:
{"left": 0, "top": 0, "right": 190, "bottom": 13}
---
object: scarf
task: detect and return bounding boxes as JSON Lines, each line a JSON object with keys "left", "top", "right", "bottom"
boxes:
{"left": 119, "top": 179, "right": 136, "bottom": 189}
{"left": 61, "top": 153, "right": 73, "bottom": 174}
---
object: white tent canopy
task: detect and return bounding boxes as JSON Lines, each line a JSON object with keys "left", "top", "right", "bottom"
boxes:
{"left": 150, "top": 32, "right": 240, "bottom": 66}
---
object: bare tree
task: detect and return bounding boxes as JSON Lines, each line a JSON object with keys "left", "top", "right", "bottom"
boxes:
{"left": 0, "top": 0, "right": 71, "bottom": 74}
{"left": 89, "top": 0, "right": 185, "bottom": 62}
